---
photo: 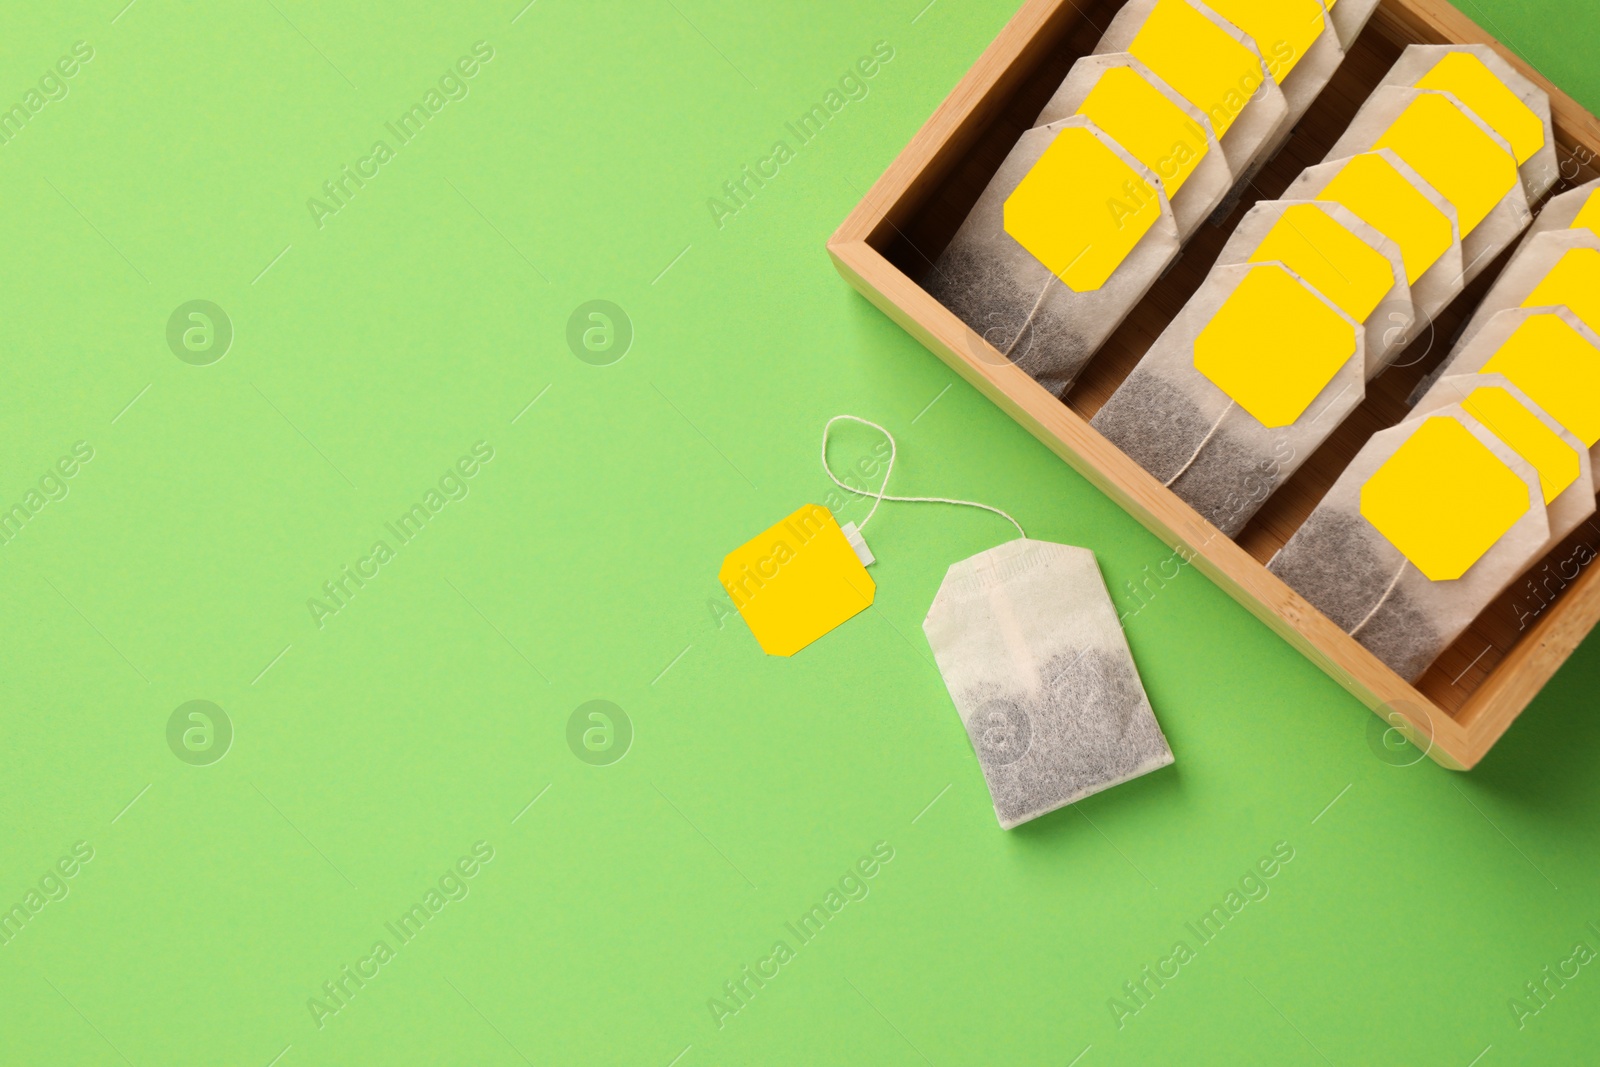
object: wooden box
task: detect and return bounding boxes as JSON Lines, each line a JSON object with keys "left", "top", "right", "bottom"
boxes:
{"left": 828, "top": 0, "right": 1600, "bottom": 768}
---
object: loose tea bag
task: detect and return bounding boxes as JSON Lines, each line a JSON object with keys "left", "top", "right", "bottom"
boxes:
{"left": 813, "top": 417, "right": 1170, "bottom": 829}
{"left": 1283, "top": 150, "right": 1464, "bottom": 326}
{"left": 1035, "top": 54, "right": 1232, "bottom": 239}
{"left": 925, "top": 116, "right": 1181, "bottom": 396}
{"left": 1407, "top": 306, "right": 1600, "bottom": 485}
{"left": 1448, "top": 229, "right": 1600, "bottom": 356}
{"left": 1509, "top": 176, "right": 1600, "bottom": 261}
{"left": 923, "top": 539, "right": 1173, "bottom": 829}
{"left": 1411, "top": 373, "right": 1595, "bottom": 553}
{"left": 1374, "top": 45, "right": 1558, "bottom": 203}
{"left": 1205, "top": 0, "right": 1344, "bottom": 159}
{"left": 1093, "top": 0, "right": 1290, "bottom": 180}
{"left": 1324, "top": 86, "right": 1531, "bottom": 284}
{"left": 1092, "top": 263, "right": 1365, "bottom": 537}
{"left": 1213, "top": 199, "right": 1412, "bottom": 375}
{"left": 1268, "top": 410, "right": 1549, "bottom": 680}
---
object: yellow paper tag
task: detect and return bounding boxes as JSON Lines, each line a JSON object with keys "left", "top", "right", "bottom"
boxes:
{"left": 1483, "top": 312, "right": 1600, "bottom": 447}
{"left": 1459, "top": 386, "right": 1579, "bottom": 504}
{"left": 1571, "top": 189, "right": 1600, "bottom": 238}
{"left": 1128, "top": 0, "right": 1265, "bottom": 139}
{"left": 1374, "top": 93, "right": 1519, "bottom": 235}
{"left": 1193, "top": 265, "right": 1357, "bottom": 428}
{"left": 1004, "top": 125, "right": 1162, "bottom": 291}
{"left": 1522, "top": 246, "right": 1600, "bottom": 335}
{"left": 719, "top": 505, "right": 874, "bottom": 656}
{"left": 1247, "top": 203, "right": 1395, "bottom": 323}
{"left": 1203, "top": 0, "right": 1325, "bottom": 80}
{"left": 1360, "top": 416, "right": 1530, "bottom": 581}
{"left": 1316, "top": 153, "right": 1454, "bottom": 286}
{"left": 1414, "top": 51, "right": 1544, "bottom": 165}
{"left": 1076, "top": 66, "right": 1209, "bottom": 196}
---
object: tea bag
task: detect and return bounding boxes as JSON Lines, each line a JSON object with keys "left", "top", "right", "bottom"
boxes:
{"left": 1449, "top": 228, "right": 1600, "bottom": 356}
{"left": 1282, "top": 150, "right": 1465, "bottom": 325}
{"left": 1510, "top": 176, "right": 1600, "bottom": 261}
{"left": 1204, "top": 0, "right": 1345, "bottom": 159}
{"left": 1407, "top": 306, "right": 1600, "bottom": 485}
{"left": 1326, "top": 0, "right": 1381, "bottom": 51}
{"left": 1324, "top": 86, "right": 1531, "bottom": 284}
{"left": 1035, "top": 53, "right": 1232, "bottom": 239}
{"left": 923, "top": 539, "right": 1173, "bottom": 829}
{"left": 925, "top": 116, "right": 1181, "bottom": 397}
{"left": 1092, "top": 262, "right": 1365, "bottom": 537}
{"left": 1374, "top": 45, "right": 1558, "bottom": 203}
{"left": 1213, "top": 199, "right": 1412, "bottom": 376}
{"left": 1268, "top": 410, "right": 1550, "bottom": 680}
{"left": 1411, "top": 372, "right": 1595, "bottom": 553}
{"left": 1092, "top": 0, "right": 1290, "bottom": 181}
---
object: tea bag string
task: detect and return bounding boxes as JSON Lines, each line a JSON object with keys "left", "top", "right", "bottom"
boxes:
{"left": 1349, "top": 558, "right": 1410, "bottom": 638}
{"left": 1163, "top": 400, "right": 1236, "bottom": 488}
{"left": 821, "top": 415, "right": 1026, "bottom": 539}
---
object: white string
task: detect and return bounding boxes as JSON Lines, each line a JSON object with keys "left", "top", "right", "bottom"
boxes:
{"left": 821, "top": 415, "right": 1026, "bottom": 540}
{"left": 1350, "top": 558, "right": 1409, "bottom": 639}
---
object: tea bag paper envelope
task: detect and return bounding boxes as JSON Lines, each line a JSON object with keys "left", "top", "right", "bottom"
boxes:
{"left": 1269, "top": 411, "right": 1549, "bottom": 680}
{"left": 1034, "top": 54, "right": 1232, "bottom": 240}
{"left": 1409, "top": 306, "right": 1600, "bottom": 489}
{"left": 1449, "top": 229, "right": 1600, "bottom": 357}
{"left": 1283, "top": 150, "right": 1465, "bottom": 326}
{"left": 922, "top": 539, "right": 1173, "bottom": 830}
{"left": 1375, "top": 46, "right": 1557, "bottom": 202}
{"left": 1093, "top": 0, "right": 1290, "bottom": 180}
{"left": 925, "top": 117, "right": 1181, "bottom": 398}
{"left": 1205, "top": 0, "right": 1344, "bottom": 154}
{"left": 1508, "top": 177, "right": 1600, "bottom": 261}
{"left": 1091, "top": 263, "right": 1365, "bottom": 538}
{"left": 1325, "top": 0, "right": 1381, "bottom": 51}
{"left": 719, "top": 504, "right": 874, "bottom": 657}
{"left": 1411, "top": 373, "right": 1594, "bottom": 554}
{"left": 1325, "top": 86, "right": 1530, "bottom": 286}
{"left": 1213, "top": 199, "right": 1412, "bottom": 376}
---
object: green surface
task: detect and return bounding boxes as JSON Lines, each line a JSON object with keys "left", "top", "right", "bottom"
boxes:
{"left": 4, "top": 1, "right": 1600, "bottom": 1064}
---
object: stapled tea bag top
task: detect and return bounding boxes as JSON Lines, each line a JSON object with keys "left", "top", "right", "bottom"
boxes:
{"left": 1508, "top": 176, "right": 1600, "bottom": 261}
{"left": 923, "top": 540, "right": 1173, "bottom": 829}
{"left": 1269, "top": 411, "right": 1550, "bottom": 680}
{"left": 925, "top": 116, "right": 1181, "bottom": 397}
{"left": 1213, "top": 199, "right": 1412, "bottom": 376}
{"left": 1449, "top": 229, "right": 1600, "bottom": 358}
{"left": 1325, "top": 0, "right": 1381, "bottom": 51}
{"left": 1205, "top": 0, "right": 1344, "bottom": 155}
{"left": 1092, "top": 262, "right": 1364, "bottom": 537}
{"left": 1325, "top": 86, "right": 1530, "bottom": 285}
{"left": 1035, "top": 54, "right": 1232, "bottom": 239}
{"left": 1409, "top": 306, "right": 1600, "bottom": 486}
{"left": 1093, "top": 0, "right": 1290, "bottom": 180}
{"left": 1284, "top": 149, "right": 1464, "bottom": 324}
{"left": 1375, "top": 45, "right": 1557, "bottom": 202}
{"left": 1411, "top": 373, "right": 1594, "bottom": 555}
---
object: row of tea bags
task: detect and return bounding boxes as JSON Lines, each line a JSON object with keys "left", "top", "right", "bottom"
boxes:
{"left": 1092, "top": 44, "right": 1557, "bottom": 538}
{"left": 1268, "top": 377, "right": 1595, "bottom": 681}
{"left": 1267, "top": 181, "right": 1600, "bottom": 681}
{"left": 926, "top": 0, "right": 1379, "bottom": 396}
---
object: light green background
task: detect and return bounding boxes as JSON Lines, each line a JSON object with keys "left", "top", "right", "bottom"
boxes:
{"left": 4, "top": 1, "right": 1600, "bottom": 1063}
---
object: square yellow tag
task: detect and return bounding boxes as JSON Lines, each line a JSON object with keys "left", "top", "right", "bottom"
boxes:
{"left": 720, "top": 505, "right": 875, "bottom": 656}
